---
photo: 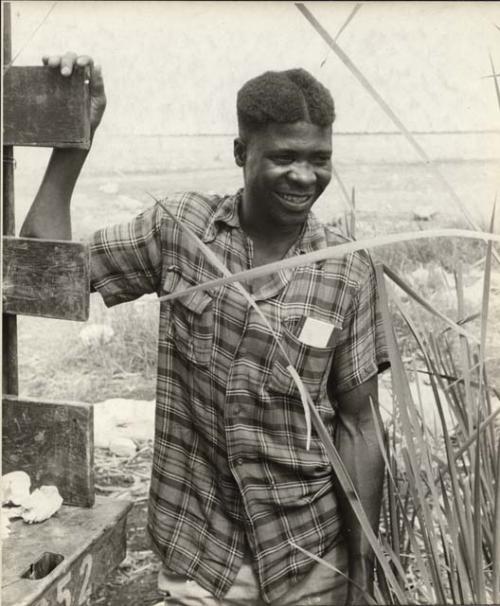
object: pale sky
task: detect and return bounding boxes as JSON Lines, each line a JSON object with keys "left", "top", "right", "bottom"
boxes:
{"left": 7, "top": 1, "right": 500, "bottom": 135}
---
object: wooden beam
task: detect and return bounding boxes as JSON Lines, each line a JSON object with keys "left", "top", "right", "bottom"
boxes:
{"left": 3, "top": 1, "right": 18, "bottom": 395}
{"left": 2, "top": 498, "right": 132, "bottom": 606}
{"left": 3, "top": 236, "right": 90, "bottom": 321}
{"left": 2, "top": 395, "right": 94, "bottom": 507}
{"left": 3, "top": 66, "right": 91, "bottom": 148}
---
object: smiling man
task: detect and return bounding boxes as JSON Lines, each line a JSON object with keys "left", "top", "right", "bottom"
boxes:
{"left": 21, "top": 55, "right": 389, "bottom": 606}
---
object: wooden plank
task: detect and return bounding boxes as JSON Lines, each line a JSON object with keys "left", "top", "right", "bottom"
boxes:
{"left": 90, "top": 565, "right": 164, "bottom": 606}
{"left": 2, "top": 395, "right": 94, "bottom": 507}
{"left": 126, "top": 500, "right": 150, "bottom": 551}
{"left": 2, "top": 315, "right": 18, "bottom": 394}
{"left": 3, "top": 1, "right": 18, "bottom": 395}
{"left": 3, "top": 236, "right": 90, "bottom": 321}
{"left": 3, "top": 65, "right": 91, "bottom": 148}
{"left": 2, "top": 497, "right": 132, "bottom": 606}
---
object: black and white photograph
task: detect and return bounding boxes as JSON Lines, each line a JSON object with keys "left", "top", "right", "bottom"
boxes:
{"left": 2, "top": 1, "right": 500, "bottom": 605}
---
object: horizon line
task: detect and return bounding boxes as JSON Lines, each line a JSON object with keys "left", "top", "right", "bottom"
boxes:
{"left": 105, "top": 129, "right": 500, "bottom": 137}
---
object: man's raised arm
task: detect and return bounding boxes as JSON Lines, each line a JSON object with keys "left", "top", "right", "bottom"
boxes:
{"left": 20, "top": 53, "right": 106, "bottom": 240}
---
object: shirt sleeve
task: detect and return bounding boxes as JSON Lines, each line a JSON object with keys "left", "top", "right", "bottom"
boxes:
{"left": 330, "top": 256, "right": 390, "bottom": 394}
{"left": 90, "top": 204, "right": 165, "bottom": 307}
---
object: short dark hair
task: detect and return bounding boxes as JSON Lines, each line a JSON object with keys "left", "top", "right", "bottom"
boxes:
{"left": 237, "top": 68, "right": 335, "bottom": 138}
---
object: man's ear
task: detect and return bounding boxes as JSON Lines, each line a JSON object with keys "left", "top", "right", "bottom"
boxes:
{"left": 233, "top": 138, "right": 246, "bottom": 167}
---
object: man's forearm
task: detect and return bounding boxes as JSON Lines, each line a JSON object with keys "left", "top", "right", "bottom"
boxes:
{"left": 20, "top": 147, "right": 89, "bottom": 240}
{"left": 335, "top": 417, "right": 384, "bottom": 556}
{"left": 333, "top": 395, "right": 385, "bottom": 603}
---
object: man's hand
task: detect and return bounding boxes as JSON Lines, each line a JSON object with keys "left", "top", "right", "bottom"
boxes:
{"left": 42, "top": 52, "right": 106, "bottom": 137}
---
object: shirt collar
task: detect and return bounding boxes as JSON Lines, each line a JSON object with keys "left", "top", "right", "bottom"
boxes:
{"left": 203, "top": 189, "right": 328, "bottom": 257}
{"left": 202, "top": 190, "right": 242, "bottom": 243}
{"left": 293, "top": 211, "right": 328, "bottom": 256}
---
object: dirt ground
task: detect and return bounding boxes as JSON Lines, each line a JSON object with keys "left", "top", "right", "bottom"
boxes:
{"left": 89, "top": 445, "right": 163, "bottom": 606}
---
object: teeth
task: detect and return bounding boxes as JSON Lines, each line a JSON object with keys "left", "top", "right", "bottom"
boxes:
{"left": 279, "top": 193, "right": 310, "bottom": 203}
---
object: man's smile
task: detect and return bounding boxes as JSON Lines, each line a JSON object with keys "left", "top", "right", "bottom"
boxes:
{"left": 274, "top": 191, "right": 314, "bottom": 208}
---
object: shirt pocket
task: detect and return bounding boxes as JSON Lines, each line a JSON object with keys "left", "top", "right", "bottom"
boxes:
{"left": 163, "top": 269, "right": 214, "bottom": 366}
{"left": 266, "top": 315, "right": 339, "bottom": 402}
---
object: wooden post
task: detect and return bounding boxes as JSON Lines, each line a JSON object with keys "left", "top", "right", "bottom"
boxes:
{"left": 1, "top": 10, "right": 131, "bottom": 603}
{"left": 3, "top": 1, "right": 19, "bottom": 395}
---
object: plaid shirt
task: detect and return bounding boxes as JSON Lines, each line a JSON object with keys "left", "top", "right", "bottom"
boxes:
{"left": 90, "top": 190, "right": 388, "bottom": 603}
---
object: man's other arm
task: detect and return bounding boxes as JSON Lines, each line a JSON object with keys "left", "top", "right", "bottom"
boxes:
{"left": 334, "top": 374, "right": 384, "bottom": 606}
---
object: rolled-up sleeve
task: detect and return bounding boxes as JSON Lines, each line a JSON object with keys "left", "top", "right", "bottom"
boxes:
{"left": 90, "top": 204, "right": 165, "bottom": 307}
{"left": 330, "top": 257, "right": 390, "bottom": 394}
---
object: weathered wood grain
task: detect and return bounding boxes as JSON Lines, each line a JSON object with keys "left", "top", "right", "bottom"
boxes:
{"left": 89, "top": 565, "right": 163, "bottom": 606}
{"left": 2, "top": 395, "right": 94, "bottom": 507}
{"left": 126, "top": 500, "right": 151, "bottom": 551}
{"left": 2, "top": 497, "right": 132, "bottom": 606}
{"left": 2, "top": 236, "right": 90, "bottom": 321}
{"left": 3, "top": 65, "right": 91, "bottom": 148}
{"left": 3, "top": 3, "right": 19, "bottom": 395}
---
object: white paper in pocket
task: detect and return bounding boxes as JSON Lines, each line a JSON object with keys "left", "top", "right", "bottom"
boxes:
{"left": 297, "top": 317, "right": 336, "bottom": 348}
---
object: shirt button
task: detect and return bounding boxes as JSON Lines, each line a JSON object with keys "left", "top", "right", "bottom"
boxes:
{"left": 233, "top": 405, "right": 241, "bottom": 415}
{"left": 236, "top": 457, "right": 244, "bottom": 466}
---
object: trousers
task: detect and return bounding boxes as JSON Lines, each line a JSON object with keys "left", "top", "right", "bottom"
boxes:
{"left": 158, "top": 540, "right": 348, "bottom": 606}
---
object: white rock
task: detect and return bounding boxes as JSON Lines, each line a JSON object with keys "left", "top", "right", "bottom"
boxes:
{"left": 2, "top": 471, "right": 31, "bottom": 506}
{"left": 94, "top": 398, "right": 155, "bottom": 448}
{"left": 413, "top": 205, "right": 437, "bottom": 221}
{"left": 79, "top": 324, "right": 115, "bottom": 348}
{"left": 21, "top": 486, "right": 63, "bottom": 524}
{"left": 99, "top": 182, "right": 119, "bottom": 194}
{"left": 109, "top": 437, "right": 137, "bottom": 457}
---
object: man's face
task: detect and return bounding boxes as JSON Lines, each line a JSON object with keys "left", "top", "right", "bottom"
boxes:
{"left": 235, "top": 121, "right": 333, "bottom": 229}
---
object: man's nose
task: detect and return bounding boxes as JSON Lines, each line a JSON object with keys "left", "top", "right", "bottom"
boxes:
{"left": 288, "top": 162, "right": 316, "bottom": 186}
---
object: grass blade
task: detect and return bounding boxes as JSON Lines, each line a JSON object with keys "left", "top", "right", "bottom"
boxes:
{"left": 369, "top": 396, "right": 436, "bottom": 594}
{"left": 295, "top": 2, "right": 494, "bottom": 244}
{"left": 289, "top": 540, "right": 378, "bottom": 605}
{"left": 472, "top": 200, "right": 496, "bottom": 602}
{"left": 383, "top": 263, "right": 479, "bottom": 342}
{"left": 157, "top": 229, "right": 500, "bottom": 304}
{"left": 489, "top": 52, "right": 500, "bottom": 111}
{"left": 376, "top": 265, "right": 448, "bottom": 601}
{"left": 331, "top": 161, "right": 354, "bottom": 211}
{"left": 493, "top": 438, "right": 500, "bottom": 602}
{"left": 307, "top": 395, "right": 408, "bottom": 603}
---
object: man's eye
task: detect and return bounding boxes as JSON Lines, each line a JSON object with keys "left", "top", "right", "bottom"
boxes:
{"left": 272, "top": 156, "right": 293, "bottom": 165}
{"left": 312, "top": 156, "right": 332, "bottom": 167}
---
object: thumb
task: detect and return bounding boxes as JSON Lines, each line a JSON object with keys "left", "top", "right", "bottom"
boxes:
{"left": 90, "top": 64, "right": 106, "bottom": 100}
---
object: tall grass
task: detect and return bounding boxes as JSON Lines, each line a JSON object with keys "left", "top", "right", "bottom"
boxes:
{"left": 289, "top": 6, "right": 500, "bottom": 601}
{"left": 374, "top": 246, "right": 499, "bottom": 604}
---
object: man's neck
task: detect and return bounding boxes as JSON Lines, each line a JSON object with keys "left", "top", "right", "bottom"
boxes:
{"left": 239, "top": 204, "right": 305, "bottom": 266}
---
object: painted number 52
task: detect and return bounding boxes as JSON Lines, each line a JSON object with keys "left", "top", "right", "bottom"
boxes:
{"left": 51, "top": 553, "right": 93, "bottom": 606}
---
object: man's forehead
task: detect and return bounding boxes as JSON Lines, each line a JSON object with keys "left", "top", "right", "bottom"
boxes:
{"left": 256, "top": 121, "right": 332, "bottom": 148}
